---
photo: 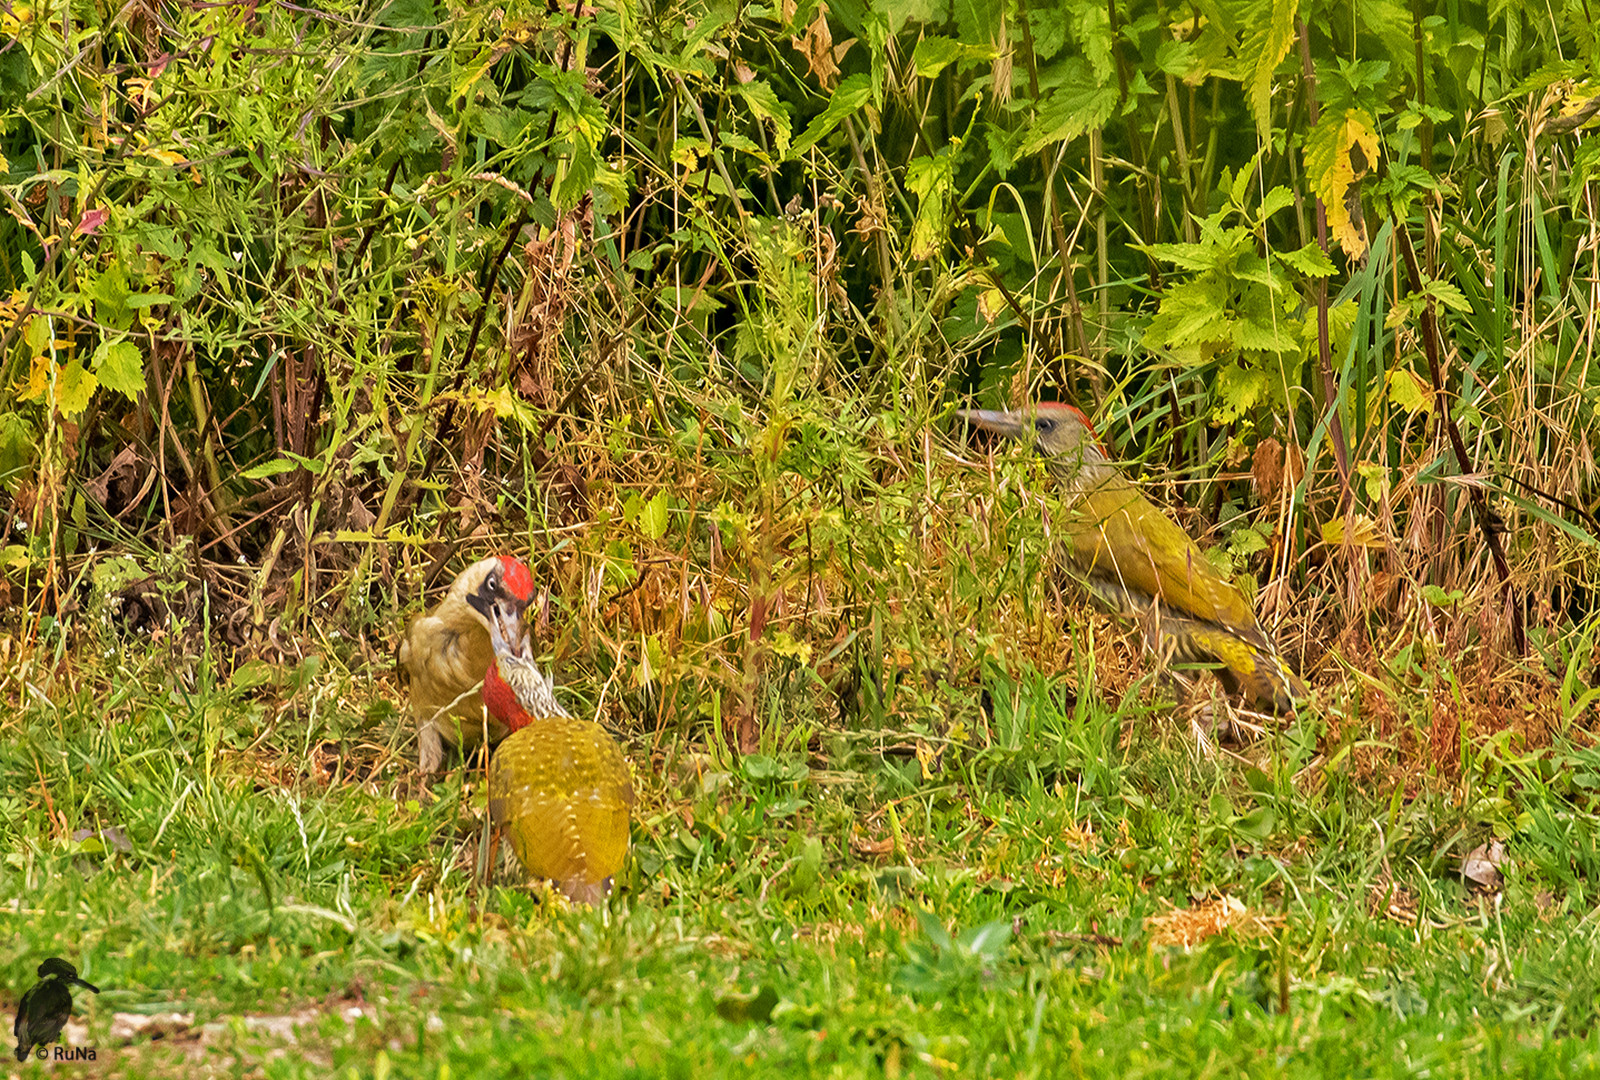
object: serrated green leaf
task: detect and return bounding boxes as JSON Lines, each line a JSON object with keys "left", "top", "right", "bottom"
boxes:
{"left": 1387, "top": 368, "right": 1433, "bottom": 415}
{"left": 241, "top": 458, "right": 300, "bottom": 480}
{"left": 790, "top": 75, "right": 873, "bottom": 158}
{"left": 1244, "top": 0, "right": 1298, "bottom": 139}
{"left": 1422, "top": 279, "right": 1471, "bottom": 313}
{"left": 92, "top": 340, "right": 145, "bottom": 400}
{"left": 734, "top": 79, "right": 792, "bottom": 156}
{"left": 1278, "top": 242, "right": 1336, "bottom": 277}
{"left": 1021, "top": 60, "right": 1118, "bottom": 154}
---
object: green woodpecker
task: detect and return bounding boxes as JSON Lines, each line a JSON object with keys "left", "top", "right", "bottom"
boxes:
{"left": 959, "top": 402, "right": 1306, "bottom": 711}
{"left": 398, "top": 555, "right": 536, "bottom": 774}
{"left": 480, "top": 612, "right": 635, "bottom": 905}
{"left": 14, "top": 959, "right": 98, "bottom": 1062}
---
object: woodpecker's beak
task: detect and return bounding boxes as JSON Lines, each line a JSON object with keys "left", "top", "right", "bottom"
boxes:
{"left": 487, "top": 604, "right": 532, "bottom": 660}
{"left": 470, "top": 590, "right": 532, "bottom": 659}
{"left": 957, "top": 408, "right": 1028, "bottom": 442}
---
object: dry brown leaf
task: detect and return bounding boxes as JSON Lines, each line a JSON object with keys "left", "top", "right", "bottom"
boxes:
{"left": 791, "top": 3, "right": 839, "bottom": 89}
{"left": 1252, "top": 437, "right": 1284, "bottom": 500}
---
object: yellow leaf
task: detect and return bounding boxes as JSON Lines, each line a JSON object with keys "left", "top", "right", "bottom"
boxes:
{"left": 14, "top": 353, "right": 50, "bottom": 403}
{"left": 53, "top": 361, "right": 98, "bottom": 418}
{"left": 1304, "top": 108, "right": 1378, "bottom": 259}
{"left": 1387, "top": 367, "right": 1433, "bottom": 415}
{"left": 1320, "top": 514, "right": 1385, "bottom": 549}
{"left": 145, "top": 148, "right": 188, "bottom": 167}
{"left": 769, "top": 630, "right": 813, "bottom": 664}
{"left": 977, "top": 287, "right": 1007, "bottom": 324}
{"left": 1355, "top": 462, "right": 1389, "bottom": 504}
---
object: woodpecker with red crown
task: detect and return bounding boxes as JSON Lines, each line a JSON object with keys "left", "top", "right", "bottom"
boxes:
{"left": 479, "top": 609, "right": 635, "bottom": 905}
{"left": 398, "top": 555, "right": 537, "bottom": 774}
{"left": 958, "top": 401, "right": 1307, "bottom": 712}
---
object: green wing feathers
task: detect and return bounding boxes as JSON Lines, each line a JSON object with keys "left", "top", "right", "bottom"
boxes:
{"left": 1064, "top": 480, "right": 1263, "bottom": 638}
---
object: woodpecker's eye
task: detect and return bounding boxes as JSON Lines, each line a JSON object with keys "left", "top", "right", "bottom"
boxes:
{"left": 486, "top": 571, "right": 500, "bottom": 592}
{"left": 1035, "top": 418, "right": 1056, "bottom": 434}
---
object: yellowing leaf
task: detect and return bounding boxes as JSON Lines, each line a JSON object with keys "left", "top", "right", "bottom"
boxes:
{"left": 1387, "top": 367, "right": 1433, "bottom": 415}
{"left": 1304, "top": 108, "right": 1379, "bottom": 259}
{"left": 14, "top": 352, "right": 50, "bottom": 403}
{"left": 977, "top": 287, "right": 1008, "bottom": 324}
{"left": 23, "top": 314, "right": 50, "bottom": 354}
{"left": 1355, "top": 461, "right": 1389, "bottom": 503}
{"left": 53, "top": 360, "right": 98, "bottom": 418}
{"left": 1320, "top": 514, "right": 1385, "bottom": 549}
{"left": 906, "top": 152, "right": 953, "bottom": 260}
{"left": 769, "top": 630, "right": 813, "bottom": 664}
{"left": 638, "top": 490, "right": 670, "bottom": 540}
{"left": 1245, "top": 0, "right": 1298, "bottom": 140}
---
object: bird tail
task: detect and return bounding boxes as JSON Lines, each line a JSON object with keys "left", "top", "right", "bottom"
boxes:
{"left": 560, "top": 876, "right": 612, "bottom": 906}
{"left": 1168, "top": 621, "right": 1307, "bottom": 713}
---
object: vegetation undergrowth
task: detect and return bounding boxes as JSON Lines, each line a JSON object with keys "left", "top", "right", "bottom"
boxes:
{"left": 5, "top": 643, "right": 1600, "bottom": 1075}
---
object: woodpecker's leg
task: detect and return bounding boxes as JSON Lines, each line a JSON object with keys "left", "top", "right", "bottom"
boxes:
{"left": 418, "top": 722, "right": 444, "bottom": 775}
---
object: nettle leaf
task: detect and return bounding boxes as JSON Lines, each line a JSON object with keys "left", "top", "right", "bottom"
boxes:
{"left": 1070, "top": 0, "right": 1115, "bottom": 83}
{"left": 1242, "top": 0, "right": 1298, "bottom": 139}
{"left": 791, "top": 74, "right": 873, "bottom": 157}
{"left": 92, "top": 340, "right": 145, "bottom": 400}
{"left": 241, "top": 458, "right": 299, "bottom": 481}
{"left": 1303, "top": 107, "right": 1379, "bottom": 259}
{"left": 1355, "top": 0, "right": 1415, "bottom": 72}
{"left": 1139, "top": 241, "right": 1218, "bottom": 273}
{"left": 89, "top": 262, "right": 134, "bottom": 331}
{"left": 1387, "top": 367, "right": 1433, "bottom": 415}
{"left": 556, "top": 140, "right": 598, "bottom": 212}
{"left": 54, "top": 361, "right": 98, "bottom": 418}
{"left": 1146, "top": 281, "right": 1235, "bottom": 350}
{"left": 1021, "top": 59, "right": 1118, "bottom": 153}
{"left": 906, "top": 151, "right": 955, "bottom": 260}
{"left": 734, "top": 80, "right": 793, "bottom": 156}
{"left": 1028, "top": 3, "right": 1069, "bottom": 60}
{"left": 1214, "top": 361, "right": 1270, "bottom": 423}
{"left": 1153, "top": 38, "right": 1195, "bottom": 77}
{"left": 1421, "top": 278, "right": 1471, "bottom": 314}
{"left": 1278, "top": 242, "right": 1336, "bottom": 277}
{"left": 1259, "top": 185, "right": 1295, "bottom": 220}
{"left": 952, "top": 0, "right": 1001, "bottom": 47}
{"left": 1234, "top": 313, "right": 1298, "bottom": 354}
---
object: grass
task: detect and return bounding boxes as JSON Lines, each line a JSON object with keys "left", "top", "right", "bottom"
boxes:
{"left": 3, "top": 615, "right": 1599, "bottom": 1078}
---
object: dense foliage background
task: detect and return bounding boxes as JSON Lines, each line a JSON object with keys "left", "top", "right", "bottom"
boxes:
{"left": 1, "top": 0, "right": 1597, "bottom": 758}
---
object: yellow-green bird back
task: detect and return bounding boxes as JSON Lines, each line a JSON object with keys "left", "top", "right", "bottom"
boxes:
{"left": 483, "top": 654, "right": 635, "bottom": 904}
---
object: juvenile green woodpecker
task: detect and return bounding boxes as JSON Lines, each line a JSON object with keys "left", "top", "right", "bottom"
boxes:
{"left": 398, "top": 555, "right": 536, "bottom": 774}
{"left": 479, "top": 610, "right": 635, "bottom": 905}
{"left": 959, "top": 402, "right": 1307, "bottom": 711}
